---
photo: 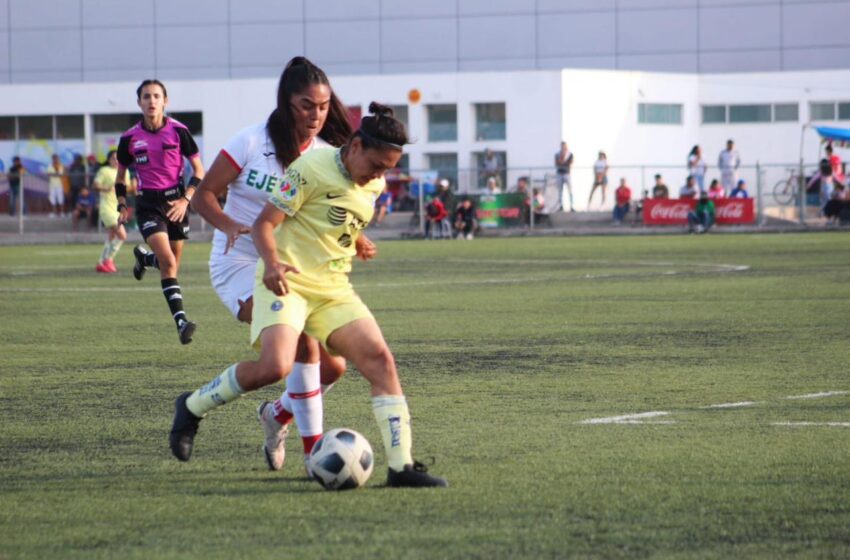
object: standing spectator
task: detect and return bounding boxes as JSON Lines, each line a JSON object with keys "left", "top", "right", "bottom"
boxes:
{"left": 554, "top": 141, "right": 575, "bottom": 212}
{"left": 729, "top": 179, "right": 749, "bottom": 198}
{"left": 679, "top": 175, "right": 698, "bottom": 199}
{"left": 807, "top": 158, "right": 836, "bottom": 211}
{"left": 688, "top": 190, "right": 716, "bottom": 233}
{"left": 826, "top": 144, "right": 845, "bottom": 184}
{"left": 424, "top": 195, "right": 450, "bottom": 239}
{"left": 707, "top": 178, "right": 726, "bottom": 200}
{"left": 612, "top": 177, "right": 631, "bottom": 224}
{"left": 68, "top": 154, "right": 86, "bottom": 210}
{"left": 454, "top": 197, "right": 477, "bottom": 240}
{"left": 687, "top": 145, "right": 707, "bottom": 192}
{"left": 46, "top": 153, "right": 66, "bottom": 217}
{"left": 481, "top": 148, "right": 501, "bottom": 190}
{"left": 588, "top": 151, "right": 608, "bottom": 209}
{"left": 718, "top": 139, "right": 741, "bottom": 194}
{"left": 651, "top": 174, "right": 669, "bottom": 199}
{"left": 526, "top": 187, "right": 548, "bottom": 226}
{"left": 8, "top": 156, "right": 25, "bottom": 215}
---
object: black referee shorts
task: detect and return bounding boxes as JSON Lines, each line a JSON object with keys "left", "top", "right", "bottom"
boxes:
{"left": 135, "top": 187, "right": 190, "bottom": 241}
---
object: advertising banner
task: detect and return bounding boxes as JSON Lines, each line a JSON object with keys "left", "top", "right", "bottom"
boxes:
{"left": 643, "top": 198, "right": 755, "bottom": 225}
{"left": 475, "top": 193, "right": 525, "bottom": 228}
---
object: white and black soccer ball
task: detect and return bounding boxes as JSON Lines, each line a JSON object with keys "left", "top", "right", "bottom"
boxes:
{"left": 308, "top": 428, "right": 374, "bottom": 491}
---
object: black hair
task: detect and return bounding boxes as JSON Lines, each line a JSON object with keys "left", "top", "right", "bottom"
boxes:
{"left": 105, "top": 149, "right": 117, "bottom": 165}
{"left": 136, "top": 79, "right": 167, "bottom": 100}
{"left": 266, "top": 56, "right": 352, "bottom": 169}
{"left": 354, "top": 102, "right": 409, "bottom": 151}
{"left": 689, "top": 145, "right": 699, "bottom": 156}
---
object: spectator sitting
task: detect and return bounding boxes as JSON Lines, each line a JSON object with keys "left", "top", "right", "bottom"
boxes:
{"left": 454, "top": 197, "right": 477, "bottom": 240}
{"left": 424, "top": 195, "right": 450, "bottom": 239}
{"left": 679, "top": 175, "right": 698, "bottom": 199}
{"left": 481, "top": 148, "right": 501, "bottom": 190}
{"left": 512, "top": 176, "right": 529, "bottom": 194}
{"left": 436, "top": 177, "right": 454, "bottom": 213}
{"left": 612, "top": 178, "right": 631, "bottom": 224}
{"left": 525, "top": 187, "right": 548, "bottom": 226}
{"left": 823, "top": 183, "right": 849, "bottom": 225}
{"left": 634, "top": 189, "right": 649, "bottom": 224}
{"left": 707, "top": 178, "right": 726, "bottom": 200}
{"left": 72, "top": 186, "right": 93, "bottom": 231}
{"left": 687, "top": 190, "right": 715, "bottom": 234}
{"left": 483, "top": 176, "right": 502, "bottom": 196}
{"left": 652, "top": 174, "right": 669, "bottom": 199}
{"left": 729, "top": 179, "right": 749, "bottom": 198}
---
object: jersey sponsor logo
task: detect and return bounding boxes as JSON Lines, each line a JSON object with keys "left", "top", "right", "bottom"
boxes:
{"left": 271, "top": 300, "right": 283, "bottom": 312}
{"left": 262, "top": 151, "right": 275, "bottom": 157}
{"left": 247, "top": 169, "right": 280, "bottom": 193}
{"left": 338, "top": 233, "right": 352, "bottom": 248}
{"left": 134, "top": 152, "right": 149, "bottom": 165}
{"left": 141, "top": 220, "right": 158, "bottom": 231}
{"left": 328, "top": 206, "right": 347, "bottom": 226}
{"left": 278, "top": 179, "right": 297, "bottom": 200}
{"left": 133, "top": 139, "right": 148, "bottom": 149}
{"left": 326, "top": 193, "right": 343, "bottom": 199}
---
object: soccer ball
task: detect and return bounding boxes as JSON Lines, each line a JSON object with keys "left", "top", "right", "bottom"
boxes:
{"left": 308, "top": 428, "right": 374, "bottom": 491}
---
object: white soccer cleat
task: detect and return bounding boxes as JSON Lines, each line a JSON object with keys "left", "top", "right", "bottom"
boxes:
{"left": 257, "top": 401, "right": 289, "bottom": 471}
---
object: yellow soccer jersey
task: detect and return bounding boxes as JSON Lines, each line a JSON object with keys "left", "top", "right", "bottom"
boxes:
{"left": 94, "top": 166, "right": 129, "bottom": 212}
{"left": 267, "top": 147, "right": 384, "bottom": 286}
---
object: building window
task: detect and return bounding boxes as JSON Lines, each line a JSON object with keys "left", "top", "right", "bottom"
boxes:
{"left": 427, "top": 104, "right": 457, "bottom": 142}
{"left": 0, "top": 117, "right": 14, "bottom": 140}
{"left": 389, "top": 105, "right": 409, "bottom": 130}
{"left": 638, "top": 103, "right": 682, "bottom": 125}
{"left": 18, "top": 116, "right": 53, "bottom": 140}
{"left": 839, "top": 103, "right": 850, "bottom": 120}
{"left": 702, "top": 105, "right": 726, "bottom": 124}
{"left": 773, "top": 103, "right": 798, "bottom": 123}
{"left": 810, "top": 102, "right": 836, "bottom": 121}
{"left": 56, "top": 115, "right": 84, "bottom": 139}
{"left": 171, "top": 112, "right": 203, "bottom": 136}
{"left": 729, "top": 104, "right": 771, "bottom": 123}
{"left": 426, "top": 152, "right": 458, "bottom": 188}
{"left": 475, "top": 103, "right": 506, "bottom": 140}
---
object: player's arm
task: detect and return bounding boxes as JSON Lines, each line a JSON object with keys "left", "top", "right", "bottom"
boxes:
{"left": 192, "top": 152, "right": 250, "bottom": 253}
{"left": 252, "top": 203, "right": 299, "bottom": 296}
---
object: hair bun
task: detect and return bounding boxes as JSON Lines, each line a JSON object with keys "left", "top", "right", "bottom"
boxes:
{"left": 368, "top": 101, "right": 394, "bottom": 118}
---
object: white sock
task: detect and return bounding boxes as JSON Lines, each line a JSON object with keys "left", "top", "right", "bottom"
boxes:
{"left": 285, "top": 361, "right": 323, "bottom": 438}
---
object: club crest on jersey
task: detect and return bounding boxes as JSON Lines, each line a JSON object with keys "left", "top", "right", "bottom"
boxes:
{"left": 279, "top": 180, "right": 297, "bottom": 201}
{"left": 271, "top": 301, "right": 283, "bottom": 312}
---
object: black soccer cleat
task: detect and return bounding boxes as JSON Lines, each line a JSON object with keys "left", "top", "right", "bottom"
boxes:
{"left": 132, "top": 244, "right": 149, "bottom": 281}
{"left": 169, "top": 391, "right": 202, "bottom": 462}
{"left": 387, "top": 460, "right": 448, "bottom": 488}
{"left": 177, "top": 320, "right": 196, "bottom": 345}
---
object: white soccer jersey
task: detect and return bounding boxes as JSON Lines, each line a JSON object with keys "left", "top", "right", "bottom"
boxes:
{"left": 212, "top": 122, "right": 330, "bottom": 259}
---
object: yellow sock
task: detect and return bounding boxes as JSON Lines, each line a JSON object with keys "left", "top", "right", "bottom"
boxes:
{"left": 372, "top": 395, "right": 413, "bottom": 471}
{"left": 186, "top": 364, "right": 245, "bottom": 417}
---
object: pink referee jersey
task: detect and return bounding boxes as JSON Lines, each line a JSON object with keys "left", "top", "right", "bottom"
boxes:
{"left": 116, "top": 117, "right": 200, "bottom": 192}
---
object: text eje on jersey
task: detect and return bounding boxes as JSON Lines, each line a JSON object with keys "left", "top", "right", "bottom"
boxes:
{"left": 245, "top": 169, "right": 280, "bottom": 192}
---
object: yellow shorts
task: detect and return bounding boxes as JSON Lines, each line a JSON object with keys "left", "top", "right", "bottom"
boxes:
{"left": 100, "top": 206, "right": 119, "bottom": 229}
{"left": 250, "top": 275, "right": 373, "bottom": 353}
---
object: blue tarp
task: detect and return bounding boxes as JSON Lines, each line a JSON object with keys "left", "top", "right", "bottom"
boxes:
{"left": 815, "top": 126, "right": 850, "bottom": 146}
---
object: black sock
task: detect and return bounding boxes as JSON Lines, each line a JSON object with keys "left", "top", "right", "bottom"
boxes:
{"left": 161, "top": 278, "right": 187, "bottom": 326}
{"left": 144, "top": 252, "right": 159, "bottom": 269}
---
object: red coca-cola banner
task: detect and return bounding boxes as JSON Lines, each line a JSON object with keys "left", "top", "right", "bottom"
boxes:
{"left": 643, "top": 198, "right": 755, "bottom": 225}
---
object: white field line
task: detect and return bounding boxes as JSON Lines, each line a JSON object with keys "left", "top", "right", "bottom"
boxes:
{"left": 580, "top": 411, "right": 670, "bottom": 425}
{"left": 772, "top": 422, "right": 850, "bottom": 427}
{"left": 784, "top": 391, "right": 849, "bottom": 400}
{"left": 700, "top": 401, "right": 761, "bottom": 409}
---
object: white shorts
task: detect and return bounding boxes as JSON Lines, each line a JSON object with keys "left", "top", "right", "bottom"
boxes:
{"left": 48, "top": 186, "right": 64, "bottom": 206}
{"left": 209, "top": 253, "right": 257, "bottom": 318}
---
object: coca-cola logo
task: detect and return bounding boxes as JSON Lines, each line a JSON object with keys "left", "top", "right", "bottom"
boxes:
{"left": 716, "top": 202, "right": 744, "bottom": 218}
{"left": 650, "top": 203, "right": 690, "bottom": 220}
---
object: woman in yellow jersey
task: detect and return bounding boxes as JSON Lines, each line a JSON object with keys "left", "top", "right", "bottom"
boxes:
{"left": 93, "top": 150, "right": 128, "bottom": 273}
{"left": 170, "top": 103, "right": 447, "bottom": 488}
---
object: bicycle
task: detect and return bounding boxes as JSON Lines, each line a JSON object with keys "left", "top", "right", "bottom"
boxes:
{"left": 773, "top": 168, "right": 802, "bottom": 206}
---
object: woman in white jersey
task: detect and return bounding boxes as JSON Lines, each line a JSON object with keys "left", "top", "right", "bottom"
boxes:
{"left": 192, "top": 57, "right": 373, "bottom": 473}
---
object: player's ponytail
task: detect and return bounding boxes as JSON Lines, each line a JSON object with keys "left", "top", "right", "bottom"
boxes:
{"left": 355, "top": 102, "right": 409, "bottom": 151}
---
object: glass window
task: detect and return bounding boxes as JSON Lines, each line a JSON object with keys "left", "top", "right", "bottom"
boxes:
{"left": 426, "top": 152, "right": 458, "bottom": 188}
{"left": 837, "top": 102, "right": 850, "bottom": 120}
{"left": 702, "top": 105, "right": 726, "bottom": 124}
{"left": 475, "top": 103, "right": 506, "bottom": 140}
{"left": 773, "top": 103, "right": 798, "bottom": 122}
{"left": 56, "top": 115, "right": 84, "bottom": 139}
{"left": 394, "top": 153, "right": 409, "bottom": 174}
{"left": 638, "top": 103, "right": 682, "bottom": 125}
{"left": 0, "top": 117, "right": 14, "bottom": 140}
{"left": 388, "top": 105, "right": 409, "bottom": 130}
{"left": 18, "top": 116, "right": 53, "bottom": 139}
{"left": 810, "top": 102, "right": 836, "bottom": 121}
{"left": 170, "top": 112, "right": 203, "bottom": 136}
{"left": 427, "top": 104, "right": 457, "bottom": 142}
{"left": 729, "top": 104, "right": 771, "bottom": 123}
{"left": 93, "top": 114, "right": 138, "bottom": 133}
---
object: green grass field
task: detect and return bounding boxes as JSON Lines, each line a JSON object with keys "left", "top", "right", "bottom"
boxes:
{"left": 1, "top": 233, "right": 849, "bottom": 559}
